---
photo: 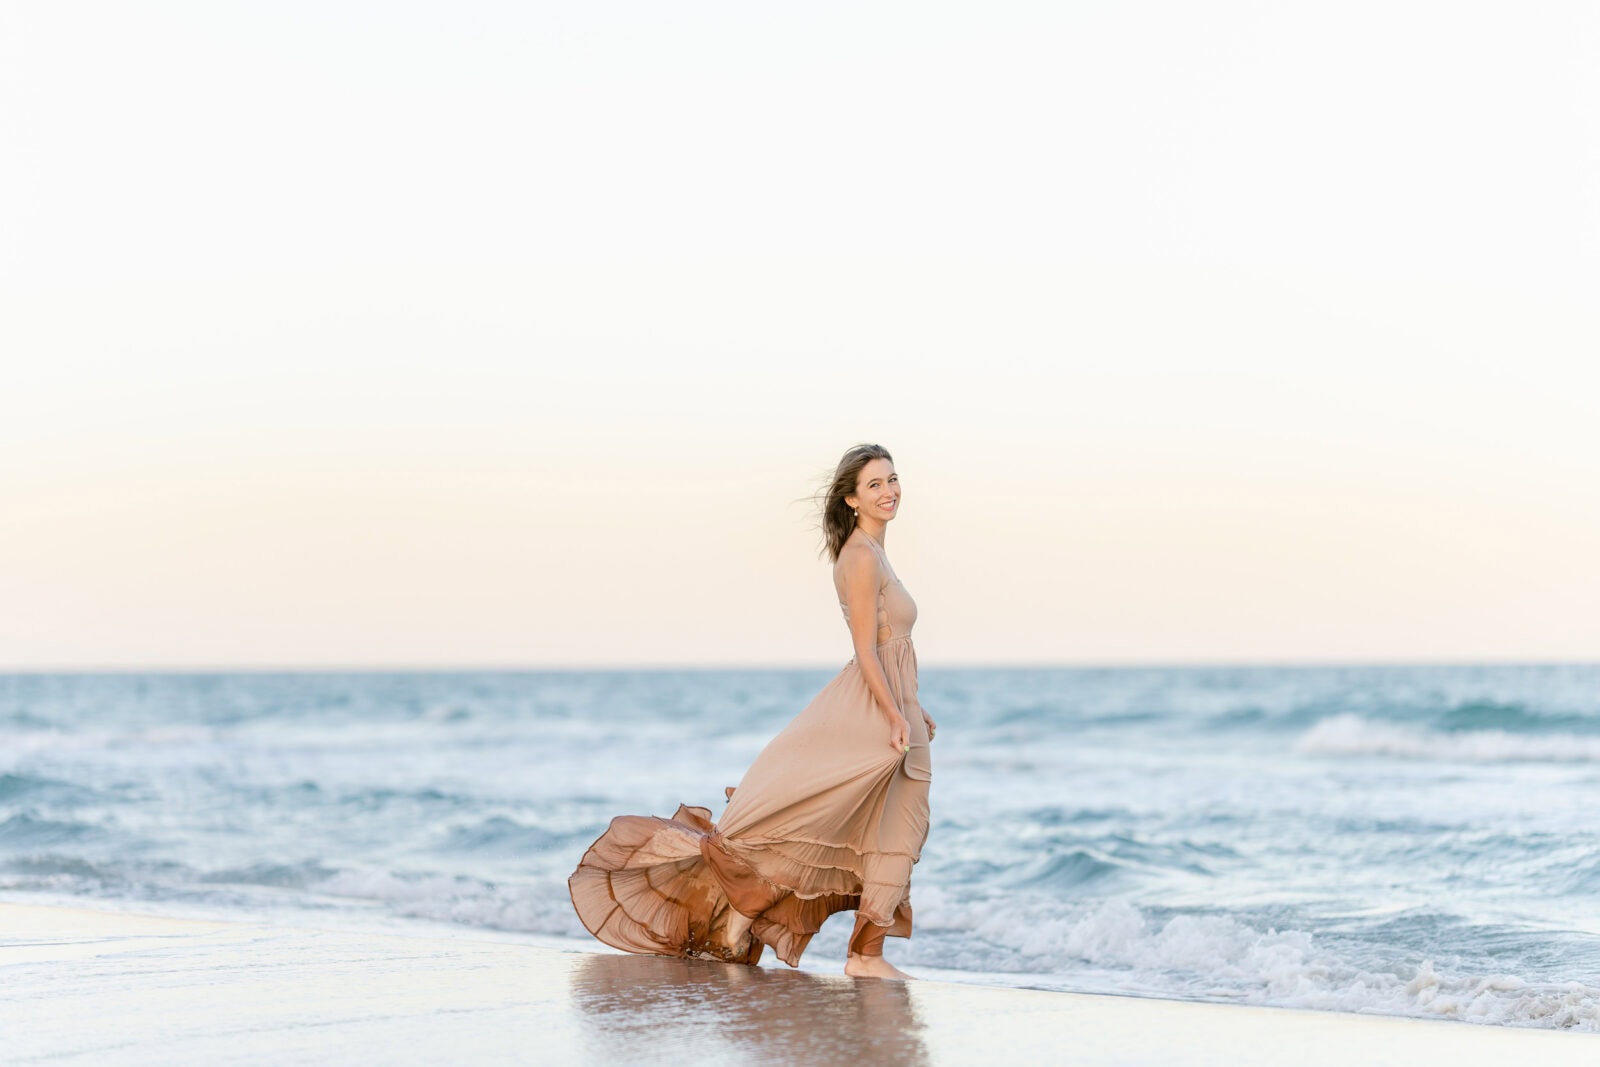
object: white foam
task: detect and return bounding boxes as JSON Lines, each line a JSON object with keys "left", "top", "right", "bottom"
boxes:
{"left": 917, "top": 897, "right": 1600, "bottom": 1031}
{"left": 309, "top": 869, "right": 575, "bottom": 935}
{"left": 1294, "top": 714, "right": 1600, "bottom": 763}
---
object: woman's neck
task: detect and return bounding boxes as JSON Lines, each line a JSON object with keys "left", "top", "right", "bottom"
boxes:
{"left": 855, "top": 522, "right": 886, "bottom": 547}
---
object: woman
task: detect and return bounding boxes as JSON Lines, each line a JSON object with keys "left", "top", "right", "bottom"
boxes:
{"left": 568, "top": 443, "right": 935, "bottom": 979}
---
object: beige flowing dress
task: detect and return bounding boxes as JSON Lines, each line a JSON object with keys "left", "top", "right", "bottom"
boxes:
{"left": 568, "top": 532, "right": 932, "bottom": 967}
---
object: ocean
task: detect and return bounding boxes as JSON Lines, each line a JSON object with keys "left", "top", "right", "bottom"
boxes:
{"left": 3, "top": 664, "right": 1597, "bottom": 1030}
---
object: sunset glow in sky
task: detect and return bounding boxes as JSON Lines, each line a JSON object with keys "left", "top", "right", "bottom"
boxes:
{"left": 3, "top": 2, "right": 1597, "bottom": 668}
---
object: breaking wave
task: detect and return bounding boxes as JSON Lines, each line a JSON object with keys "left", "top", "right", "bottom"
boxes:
{"left": 919, "top": 896, "right": 1599, "bottom": 1030}
{"left": 1294, "top": 714, "right": 1600, "bottom": 762}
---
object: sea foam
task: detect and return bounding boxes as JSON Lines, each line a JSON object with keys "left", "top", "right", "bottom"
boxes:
{"left": 1294, "top": 713, "right": 1600, "bottom": 762}
{"left": 924, "top": 896, "right": 1600, "bottom": 1030}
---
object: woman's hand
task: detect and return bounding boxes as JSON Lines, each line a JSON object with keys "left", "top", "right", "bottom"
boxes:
{"left": 922, "top": 713, "right": 937, "bottom": 742}
{"left": 888, "top": 711, "right": 910, "bottom": 754}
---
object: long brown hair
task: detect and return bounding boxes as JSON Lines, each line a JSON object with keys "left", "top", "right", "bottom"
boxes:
{"left": 807, "top": 443, "right": 894, "bottom": 563}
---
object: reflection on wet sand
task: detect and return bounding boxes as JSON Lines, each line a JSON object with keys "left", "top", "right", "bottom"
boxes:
{"left": 569, "top": 953, "right": 929, "bottom": 1065}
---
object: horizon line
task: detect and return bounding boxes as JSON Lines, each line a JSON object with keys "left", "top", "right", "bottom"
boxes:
{"left": 3, "top": 656, "right": 1598, "bottom": 675}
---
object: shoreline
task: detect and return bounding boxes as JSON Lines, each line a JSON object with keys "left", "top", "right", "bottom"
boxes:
{"left": 3, "top": 898, "right": 1594, "bottom": 1065}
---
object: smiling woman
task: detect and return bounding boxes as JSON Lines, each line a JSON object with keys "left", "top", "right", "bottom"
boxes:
{"left": 569, "top": 442, "right": 938, "bottom": 979}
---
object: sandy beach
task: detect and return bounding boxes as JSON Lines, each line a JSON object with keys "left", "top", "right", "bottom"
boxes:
{"left": 1, "top": 900, "right": 1592, "bottom": 1066}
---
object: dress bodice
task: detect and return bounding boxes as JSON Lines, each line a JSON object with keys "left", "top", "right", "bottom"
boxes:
{"left": 835, "top": 531, "right": 917, "bottom": 646}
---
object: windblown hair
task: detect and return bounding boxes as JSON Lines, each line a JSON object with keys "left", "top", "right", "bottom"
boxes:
{"left": 808, "top": 442, "right": 894, "bottom": 564}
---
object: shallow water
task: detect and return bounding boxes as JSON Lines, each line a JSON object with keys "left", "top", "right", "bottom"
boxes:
{"left": 3, "top": 664, "right": 1598, "bottom": 1030}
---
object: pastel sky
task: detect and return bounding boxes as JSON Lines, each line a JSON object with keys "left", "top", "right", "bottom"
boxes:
{"left": 3, "top": 2, "right": 1597, "bottom": 669}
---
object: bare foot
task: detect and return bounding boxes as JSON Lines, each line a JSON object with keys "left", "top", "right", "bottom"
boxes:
{"left": 844, "top": 953, "right": 915, "bottom": 980}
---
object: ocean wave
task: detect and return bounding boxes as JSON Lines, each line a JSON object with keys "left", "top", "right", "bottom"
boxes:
{"left": 309, "top": 868, "right": 574, "bottom": 933}
{"left": 921, "top": 896, "right": 1599, "bottom": 1030}
{"left": 0, "top": 855, "right": 127, "bottom": 884}
{"left": 0, "top": 711, "right": 58, "bottom": 731}
{"left": 1000, "top": 833, "right": 1234, "bottom": 883}
{"left": 436, "top": 816, "right": 571, "bottom": 853}
{"left": 988, "top": 703, "right": 1066, "bottom": 727}
{"left": 1020, "top": 806, "right": 1134, "bottom": 827}
{"left": 1005, "top": 849, "right": 1123, "bottom": 891}
{"left": 199, "top": 861, "right": 342, "bottom": 890}
{"left": 1293, "top": 714, "right": 1600, "bottom": 762}
{"left": 0, "top": 773, "right": 105, "bottom": 805}
{"left": 0, "top": 813, "right": 106, "bottom": 846}
{"left": 1435, "top": 700, "right": 1600, "bottom": 734}
{"left": 332, "top": 786, "right": 473, "bottom": 811}
{"left": 0, "top": 853, "right": 196, "bottom": 897}
{"left": 1555, "top": 855, "right": 1600, "bottom": 896}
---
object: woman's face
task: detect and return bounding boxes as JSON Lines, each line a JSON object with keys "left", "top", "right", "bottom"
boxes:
{"left": 848, "top": 459, "right": 900, "bottom": 521}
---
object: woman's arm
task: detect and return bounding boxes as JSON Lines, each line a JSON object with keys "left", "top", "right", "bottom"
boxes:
{"left": 839, "top": 546, "right": 911, "bottom": 753}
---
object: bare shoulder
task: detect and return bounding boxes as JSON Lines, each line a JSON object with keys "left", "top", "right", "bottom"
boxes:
{"left": 834, "top": 539, "right": 880, "bottom": 572}
{"left": 834, "top": 540, "right": 883, "bottom": 587}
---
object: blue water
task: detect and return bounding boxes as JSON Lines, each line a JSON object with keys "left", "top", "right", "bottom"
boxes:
{"left": 3, "top": 665, "right": 1599, "bottom": 1030}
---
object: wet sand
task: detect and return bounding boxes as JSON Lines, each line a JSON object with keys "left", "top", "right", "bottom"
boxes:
{"left": 1, "top": 900, "right": 1592, "bottom": 1065}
